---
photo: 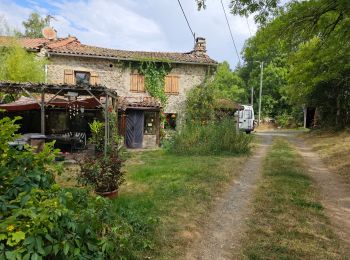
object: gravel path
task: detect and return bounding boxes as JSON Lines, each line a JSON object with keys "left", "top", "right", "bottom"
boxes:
{"left": 185, "top": 133, "right": 272, "bottom": 260}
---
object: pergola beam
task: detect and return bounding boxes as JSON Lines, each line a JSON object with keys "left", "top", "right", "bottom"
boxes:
{"left": 0, "top": 81, "right": 118, "bottom": 155}
{"left": 0, "top": 82, "right": 117, "bottom": 97}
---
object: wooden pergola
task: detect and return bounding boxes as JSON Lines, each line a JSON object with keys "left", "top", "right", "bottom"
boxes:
{"left": 0, "top": 82, "right": 118, "bottom": 155}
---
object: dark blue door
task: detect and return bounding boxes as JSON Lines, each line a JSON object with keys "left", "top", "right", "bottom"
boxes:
{"left": 126, "top": 110, "right": 144, "bottom": 148}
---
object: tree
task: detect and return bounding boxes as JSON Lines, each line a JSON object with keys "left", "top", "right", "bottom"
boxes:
{"left": 21, "top": 12, "right": 49, "bottom": 38}
{"left": 0, "top": 42, "right": 46, "bottom": 82}
{"left": 196, "top": 0, "right": 283, "bottom": 24}
{"left": 0, "top": 42, "right": 47, "bottom": 103}
{"left": 186, "top": 62, "right": 246, "bottom": 121}
{"left": 239, "top": 0, "right": 350, "bottom": 127}
{"left": 211, "top": 61, "right": 246, "bottom": 103}
{"left": 238, "top": 19, "right": 292, "bottom": 120}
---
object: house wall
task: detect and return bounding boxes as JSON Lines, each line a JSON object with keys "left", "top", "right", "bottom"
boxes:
{"left": 142, "top": 135, "right": 157, "bottom": 148}
{"left": 47, "top": 55, "right": 209, "bottom": 122}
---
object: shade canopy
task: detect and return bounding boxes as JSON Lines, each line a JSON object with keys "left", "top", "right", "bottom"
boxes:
{"left": 0, "top": 96, "right": 102, "bottom": 112}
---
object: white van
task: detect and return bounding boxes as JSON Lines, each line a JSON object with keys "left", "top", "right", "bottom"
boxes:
{"left": 238, "top": 105, "right": 255, "bottom": 134}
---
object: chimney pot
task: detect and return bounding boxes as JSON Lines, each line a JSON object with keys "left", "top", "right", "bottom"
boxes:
{"left": 194, "top": 37, "right": 206, "bottom": 55}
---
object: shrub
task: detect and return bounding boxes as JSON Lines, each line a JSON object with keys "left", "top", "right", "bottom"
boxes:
{"left": 0, "top": 117, "right": 135, "bottom": 259}
{"left": 166, "top": 119, "right": 253, "bottom": 155}
{"left": 186, "top": 83, "right": 215, "bottom": 122}
{"left": 77, "top": 152, "right": 125, "bottom": 193}
{"left": 276, "top": 112, "right": 302, "bottom": 128}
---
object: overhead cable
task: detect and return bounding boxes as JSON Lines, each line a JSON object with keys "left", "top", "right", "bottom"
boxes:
{"left": 177, "top": 0, "right": 196, "bottom": 42}
{"left": 220, "top": 0, "right": 241, "bottom": 64}
{"left": 246, "top": 16, "right": 252, "bottom": 37}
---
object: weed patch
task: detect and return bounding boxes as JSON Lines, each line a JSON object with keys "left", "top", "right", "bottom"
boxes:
{"left": 165, "top": 119, "right": 253, "bottom": 156}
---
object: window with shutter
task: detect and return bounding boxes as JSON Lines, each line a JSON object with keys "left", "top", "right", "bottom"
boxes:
{"left": 130, "top": 74, "right": 145, "bottom": 92}
{"left": 75, "top": 71, "right": 90, "bottom": 85}
{"left": 64, "top": 69, "right": 74, "bottom": 85}
{"left": 164, "top": 75, "right": 179, "bottom": 95}
{"left": 90, "top": 72, "right": 100, "bottom": 85}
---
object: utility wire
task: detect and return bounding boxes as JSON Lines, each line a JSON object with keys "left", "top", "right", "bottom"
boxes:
{"left": 177, "top": 0, "right": 195, "bottom": 42}
{"left": 220, "top": 0, "right": 241, "bottom": 64}
{"left": 245, "top": 16, "right": 252, "bottom": 37}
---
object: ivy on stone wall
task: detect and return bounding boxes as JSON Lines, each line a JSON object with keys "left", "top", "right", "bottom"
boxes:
{"left": 136, "top": 59, "right": 171, "bottom": 105}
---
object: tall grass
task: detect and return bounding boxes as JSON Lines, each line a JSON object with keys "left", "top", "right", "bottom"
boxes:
{"left": 166, "top": 119, "right": 253, "bottom": 155}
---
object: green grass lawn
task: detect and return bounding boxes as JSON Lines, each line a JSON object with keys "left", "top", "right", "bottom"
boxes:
{"left": 241, "top": 139, "right": 344, "bottom": 259}
{"left": 113, "top": 149, "right": 249, "bottom": 259}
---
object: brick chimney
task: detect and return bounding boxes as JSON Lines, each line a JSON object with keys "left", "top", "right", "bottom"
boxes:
{"left": 193, "top": 37, "right": 206, "bottom": 55}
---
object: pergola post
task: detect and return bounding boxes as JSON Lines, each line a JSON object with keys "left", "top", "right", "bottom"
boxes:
{"left": 104, "top": 94, "right": 109, "bottom": 157}
{"left": 40, "top": 91, "right": 45, "bottom": 134}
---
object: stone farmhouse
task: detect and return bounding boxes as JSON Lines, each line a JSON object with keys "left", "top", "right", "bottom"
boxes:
{"left": 0, "top": 33, "right": 217, "bottom": 148}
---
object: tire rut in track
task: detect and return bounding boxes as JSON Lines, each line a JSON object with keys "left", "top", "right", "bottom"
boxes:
{"left": 184, "top": 133, "right": 272, "bottom": 260}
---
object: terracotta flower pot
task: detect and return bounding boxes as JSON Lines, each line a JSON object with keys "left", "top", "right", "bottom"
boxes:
{"left": 95, "top": 189, "right": 119, "bottom": 199}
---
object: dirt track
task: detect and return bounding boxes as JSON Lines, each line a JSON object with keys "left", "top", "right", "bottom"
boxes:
{"left": 289, "top": 135, "right": 350, "bottom": 256}
{"left": 185, "top": 133, "right": 272, "bottom": 260}
{"left": 185, "top": 131, "right": 350, "bottom": 259}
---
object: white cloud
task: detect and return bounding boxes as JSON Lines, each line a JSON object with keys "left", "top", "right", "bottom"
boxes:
{"left": 50, "top": 0, "right": 168, "bottom": 51}
{"left": 0, "top": 0, "right": 31, "bottom": 33}
{"left": 1, "top": 0, "right": 259, "bottom": 68}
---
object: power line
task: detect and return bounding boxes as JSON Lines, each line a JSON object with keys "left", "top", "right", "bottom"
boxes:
{"left": 245, "top": 16, "right": 252, "bottom": 37}
{"left": 220, "top": 0, "right": 241, "bottom": 64}
{"left": 177, "top": 0, "right": 195, "bottom": 42}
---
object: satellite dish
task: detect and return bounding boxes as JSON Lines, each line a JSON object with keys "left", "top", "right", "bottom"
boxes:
{"left": 42, "top": 27, "right": 57, "bottom": 40}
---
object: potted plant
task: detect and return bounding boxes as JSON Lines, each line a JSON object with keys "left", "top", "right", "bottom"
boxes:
{"left": 77, "top": 151, "right": 125, "bottom": 198}
{"left": 78, "top": 112, "right": 125, "bottom": 198}
{"left": 88, "top": 120, "right": 105, "bottom": 153}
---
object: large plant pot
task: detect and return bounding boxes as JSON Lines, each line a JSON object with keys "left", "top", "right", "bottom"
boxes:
{"left": 95, "top": 189, "right": 118, "bottom": 199}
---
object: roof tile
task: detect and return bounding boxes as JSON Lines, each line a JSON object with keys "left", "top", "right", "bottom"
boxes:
{"left": 0, "top": 36, "right": 217, "bottom": 65}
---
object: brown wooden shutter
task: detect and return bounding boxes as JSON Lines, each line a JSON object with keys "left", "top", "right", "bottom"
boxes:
{"left": 90, "top": 72, "right": 100, "bottom": 85}
{"left": 130, "top": 74, "right": 145, "bottom": 92}
{"left": 164, "top": 76, "right": 172, "bottom": 93}
{"left": 171, "top": 76, "right": 179, "bottom": 94}
{"left": 138, "top": 75, "right": 145, "bottom": 92}
{"left": 64, "top": 69, "right": 74, "bottom": 85}
{"left": 130, "top": 74, "right": 138, "bottom": 92}
{"left": 164, "top": 75, "right": 179, "bottom": 94}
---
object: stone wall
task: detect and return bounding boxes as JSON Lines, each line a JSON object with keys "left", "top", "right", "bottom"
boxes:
{"left": 142, "top": 134, "right": 157, "bottom": 148}
{"left": 47, "top": 55, "right": 209, "bottom": 120}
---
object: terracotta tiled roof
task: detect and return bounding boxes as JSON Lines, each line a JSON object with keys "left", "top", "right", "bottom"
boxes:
{"left": 118, "top": 96, "right": 161, "bottom": 111}
{"left": 48, "top": 42, "right": 218, "bottom": 65}
{"left": 0, "top": 36, "right": 72, "bottom": 50}
{"left": 0, "top": 36, "right": 217, "bottom": 65}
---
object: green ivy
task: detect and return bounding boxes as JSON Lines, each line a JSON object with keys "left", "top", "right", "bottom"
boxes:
{"left": 138, "top": 60, "right": 171, "bottom": 105}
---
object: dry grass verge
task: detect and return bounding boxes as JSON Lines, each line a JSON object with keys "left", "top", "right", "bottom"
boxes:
{"left": 304, "top": 129, "right": 350, "bottom": 183}
{"left": 241, "top": 139, "right": 343, "bottom": 259}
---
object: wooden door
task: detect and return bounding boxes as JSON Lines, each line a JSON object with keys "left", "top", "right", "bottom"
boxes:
{"left": 126, "top": 110, "right": 144, "bottom": 148}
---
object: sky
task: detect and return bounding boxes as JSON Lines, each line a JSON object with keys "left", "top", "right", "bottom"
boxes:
{"left": 0, "top": 0, "right": 258, "bottom": 69}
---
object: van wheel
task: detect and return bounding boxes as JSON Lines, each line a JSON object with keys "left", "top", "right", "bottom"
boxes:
{"left": 245, "top": 131, "right": 251, "bottom": 134}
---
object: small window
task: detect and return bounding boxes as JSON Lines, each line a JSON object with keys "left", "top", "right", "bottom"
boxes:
{"left": 164, "top": 113, "right": 176, "bottom": 130}
{"left": 244, "top": 110, "right": 252, "bottom": 119}
{"left": 130, "top": 74, "right": 145, "bottom": 92}
{"left": 144, "top": 112, "right": 156, "bottom": 134}
{"left": 75, "top": 71, "right": 90, "bottom": 85}
{"left": 164, "top": 75, "right": 179, "bottom": 94}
